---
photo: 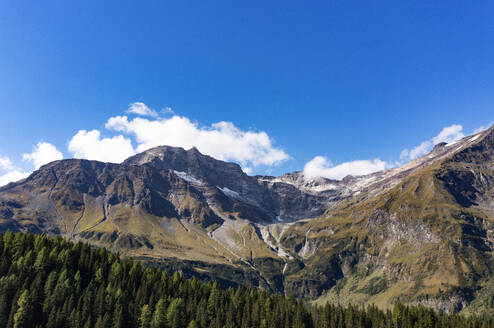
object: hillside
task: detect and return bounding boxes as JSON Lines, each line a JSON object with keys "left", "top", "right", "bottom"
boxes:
{"left": 0, "top": 231, "right": 491, "bottom": 328}
{"left": 293, "top": 128, "right": 494, "bottom": 313}
{"left": 0, "top": 127, "right": 493, "bottom": 313}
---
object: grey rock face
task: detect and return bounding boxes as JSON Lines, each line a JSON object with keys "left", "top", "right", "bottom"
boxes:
{"left": 123, "top": 145, "right": 354, "bottom": 222}
{"left": 1, "top": 125, "right": 494, "bottom": 313}
{"left": 2, "top": 127, "right": 493, "bottom": 230}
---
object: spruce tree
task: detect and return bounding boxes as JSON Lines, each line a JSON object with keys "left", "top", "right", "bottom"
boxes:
{"left": 139, "top": 304, "right": 152, "bottom": 328}
{"left": 13, "top": 290, "right": 33, "bottom": 328}
{"left": 151, "top": 299, "right": 167, "bottom": 328}
{"left": 187, "top": 319, "right": 199, "bottom": 328}
{"left": 167, "top": 298, "right": 186, "bottom": 328}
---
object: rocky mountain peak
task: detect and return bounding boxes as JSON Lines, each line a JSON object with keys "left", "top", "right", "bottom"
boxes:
{"left": 123, "top": 145, "right": 244, "bottom": 181}
{"left": 432, "top": 142, "right": 448, "bottom": 151}
{"left": 1, "top": 126, "right": 494, "bottom": 312}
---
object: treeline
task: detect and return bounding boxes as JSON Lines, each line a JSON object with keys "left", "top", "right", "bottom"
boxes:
{"left": 0, "top": 231, "right": 492, "bottom": 328}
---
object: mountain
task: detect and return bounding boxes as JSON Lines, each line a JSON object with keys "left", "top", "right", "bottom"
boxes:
{"left": 2, "top": 230, "right": 487, "bottom": 328}
{"left": 0, "top": 126, "right": 493, "bottom": 314}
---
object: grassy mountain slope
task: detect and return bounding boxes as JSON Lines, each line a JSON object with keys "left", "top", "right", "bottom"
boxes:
{"left": 2, "top": 230, "right": 489, "bottom": 328}
{"left": 0, "top": 128, "right": 494, "bottom": 314}
{"left": 278, "top": 129, "right": 494, "bottom": 313}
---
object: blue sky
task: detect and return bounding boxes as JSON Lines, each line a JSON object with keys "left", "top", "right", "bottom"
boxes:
{"left": 0, "top": 1, "right": 493, "bottom": 184}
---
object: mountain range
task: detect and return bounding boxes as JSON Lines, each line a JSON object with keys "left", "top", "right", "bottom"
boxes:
{"left": 1, "top": 126, "right": 494, "bottom": 314}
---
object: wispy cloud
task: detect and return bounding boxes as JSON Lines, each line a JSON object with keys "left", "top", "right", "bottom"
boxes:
{"left": 302, "top": 123, "right": 489, "bottom": 181}
{"left": 432, "top": 124, "right": 464, "bottom": 144}
{"left": 161, "top": 106, "right": 174, "bottom": 115}
{"left": 0, "top": 156, "right": 13, "bottom": 171}
{"left": 399, "top": 124, "right": 465, "bottom": 162}
{"left": 126, "top": 102, "right": 159, "bottom": 118}
{"left": 473, "top": 122, "right": 493, "bottom": 134}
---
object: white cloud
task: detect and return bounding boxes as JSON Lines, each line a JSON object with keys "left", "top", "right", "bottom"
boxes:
{"left": 432, "top": 124, "right": 464, "bottom": 144}
{"left": 242, "top": 167, "right": 253, "bottom": 175}
{"left": 68, "top": 130, "right": 136, "bottom": 163}
{"left": 22, "top": 141, "right": 63, "bottom": 169}
{"left": 473, "top": 122, "right": 493, "bottom": 134}
{"left": 303, "top": 156, "right": 389, "bottom": 180}
{"left": 400, "top": 140, "right": 432, "bottom": 162}
{"left": 400, "top": 124, "right": 465, "bottom": 161}
{"left": 0, "top": 156, "right": 13, "bottom": 171}
{"left": 127, "top": 102, "right": 159, "bottom": 118}
{"left": 105, "top": 113, "right": 289, "bottom": 167}
{"left": 0, "top": 155, "right": 28, "bottom": 186}
{"left": 65, "top": 102, "right": 288, "bottom": 168}
{"left": 161, "top": 106, "right": 174, "bottom": 115}
{"left": 1, "top": 142, "right": 62, "bottom": 187}
{"left": 0, "top": 170, "right": 30, "bottom": 187}
{"left": 303, "top": 123, "right": 477, "bottom": 180}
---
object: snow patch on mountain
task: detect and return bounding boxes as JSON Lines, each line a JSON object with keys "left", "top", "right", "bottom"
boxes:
{"left": 173, "top": 170, "right": 203, "bottom": 185}
{"left": 260, "top": 225, "right": 292, "bottom": 259}
{"left": 469, "top": 134, "right": 481, "bottom": 142}
{"left": 218, "top": 186, "right": 242, "bottom": 200}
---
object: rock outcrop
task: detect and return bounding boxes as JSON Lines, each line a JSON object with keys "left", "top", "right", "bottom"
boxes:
{"left": 1, "top": 126, "right": 494, "bottom": 314}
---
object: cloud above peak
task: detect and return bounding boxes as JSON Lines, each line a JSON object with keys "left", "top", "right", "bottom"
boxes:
{"left": 303, "top": 156, "right": 388, "bottom": 180}
{"left": 68, "top": 130, "right": 135, "bottom": 163}
{"left": 104, "top": 113, "right": 289, "bottom": 167}
{"left": 2, "top": 102, "right": 488, "bottom": 187}
{"left": 302, "top": 123, "right": 480, "bottom": 181}
{"left": 432, "top": 124, "right": 464, "bottom": 145}
{"left": 66, "top": 103, "right": 289, "bottom": 168}
{"left": 400, "top": 124, "right": 465, "bottom": 162}
{"left": 23, "top": 141, "right": 63, "bottom": 169}
{"left": 473, "top": 122, "right": 493, "bottom": 134}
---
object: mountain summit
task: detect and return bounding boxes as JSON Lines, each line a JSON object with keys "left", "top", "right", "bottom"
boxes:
{"left": 1, "top": 126, "right": 494, "bottom": 314}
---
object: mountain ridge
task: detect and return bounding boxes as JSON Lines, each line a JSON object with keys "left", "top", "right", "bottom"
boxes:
{"left": 0, "top": 126, "right": 493, "bottom": 313}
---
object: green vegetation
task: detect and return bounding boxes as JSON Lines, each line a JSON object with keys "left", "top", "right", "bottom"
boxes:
{"left": 294, "top": 165, "right": 494, "bottom": 311}
{"left": 0, "top": 231, "right": 493, "bottom": 328}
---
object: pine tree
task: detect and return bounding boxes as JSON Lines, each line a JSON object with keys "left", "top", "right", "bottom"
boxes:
{"left": 151, "top": 299, "right": 167, "bottom": 328}
{"left": 187, "top": 319, "right": 199, "bottom": 328}
{"left": 207, "top": 282, "right": 220, "bottom": 321}
{"left": 392, "top": 303, "right": 404, "bottom": 328}
{"left": 0, "top": 231, "right": 492, "bottom": 328}
{"left": 94, "top": 315, "right": 105, "bottom": 328}
{"left": 167, "top": 298, "right": 186, "bottom": 328}
{"left": 13, "top": 290, "right": 33, "bottom": 328}
{"left": 139, "top": 304, "right": 152, "bottom": 328}
{"left": 83, "top": 315, "right": 93, "bottom": 328}
{"left": 113, "top": 304, "right": 125, "bottom": 328}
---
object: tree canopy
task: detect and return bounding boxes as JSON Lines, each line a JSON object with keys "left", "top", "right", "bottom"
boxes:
{"left": 0, "top": 231, "right": 492, "bottom": 328}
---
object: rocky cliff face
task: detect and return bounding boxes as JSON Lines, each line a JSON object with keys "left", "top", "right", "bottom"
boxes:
{"left": 1, "top": 126, "right": 494, "bottom": 314}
